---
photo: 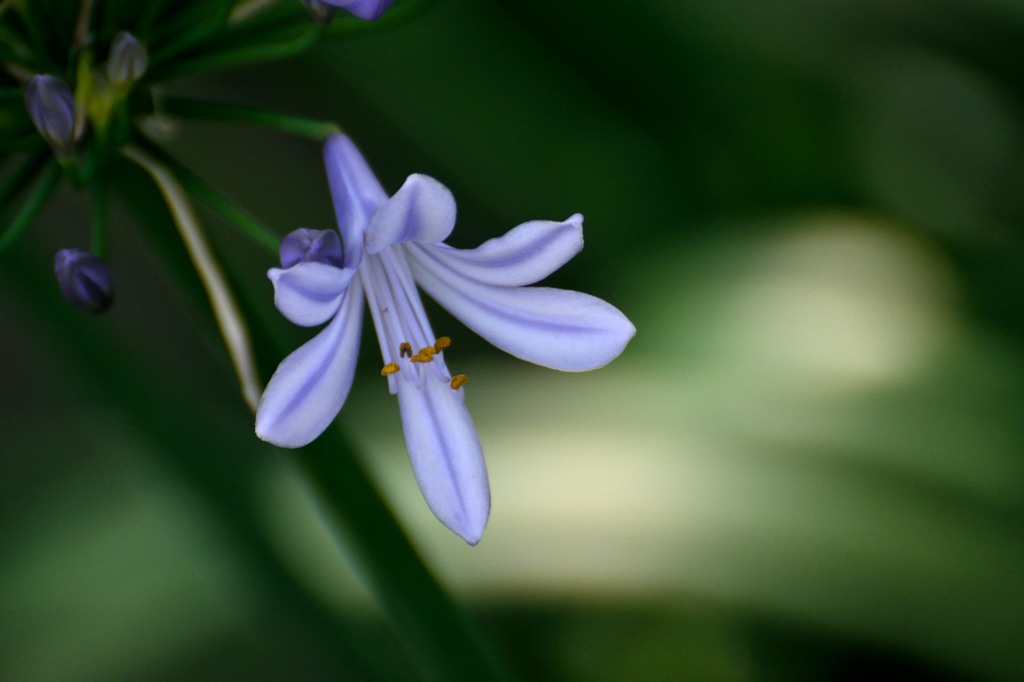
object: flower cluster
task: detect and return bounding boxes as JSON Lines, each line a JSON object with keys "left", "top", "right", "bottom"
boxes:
{"left": 2, "top": 0, "right": 634, "bottom": 545}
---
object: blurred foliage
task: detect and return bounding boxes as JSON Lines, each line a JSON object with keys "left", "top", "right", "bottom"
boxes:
{"left": 2, "top": 0, "right": 1023, "bottom": 680}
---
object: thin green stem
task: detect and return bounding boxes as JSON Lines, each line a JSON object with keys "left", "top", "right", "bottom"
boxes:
{"left": 146, "top": 0, "right": 435, "bottom": 82}
{"left": 0, "top": 158, "right": 61, "bottom": 253}
{"left": 298, "top": 438, "right": 515, "bottom": 681}
{"left": 146, "top": 1, "right": 234, "bottom": 69}
{"left": 131, "top": 135, "right": 280, "bottom": 254}
{"left": 156, "top": 97, "right": 339, "bottom": 141}
{"left": 73, "top": 0, "right": 95, "bottom": 47}
{"left": 123, "top": 144, "right": 262, "bottom": 411}
{"left": 147, "top": 25, "right": 320, "bottom": 82}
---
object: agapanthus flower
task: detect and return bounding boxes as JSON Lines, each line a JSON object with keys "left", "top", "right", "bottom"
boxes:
{"left": 319, "top": 0, "right": 392, "bottom": 21}
{"left": 256, "top": 134, "right": 635, "bottom": 544}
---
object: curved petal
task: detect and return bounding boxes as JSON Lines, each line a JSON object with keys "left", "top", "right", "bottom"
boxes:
{"left": 397, "top": 375, "right": 490, "bottom": 545}
{"left": 323, "top": 134, "right": 388, "bottom": 269}
{"left": 321, "top": 0, "right": 392, "bottom": 20}
{"left": 419, "top": 214, "right": 583, "bottom": 287}
{"left": 365, "top": 174, "right": 456, "bottom": 254}
{"left": 256, "top": 281, "right": 364, "bottom": 448}
{"left": 408, "top": 246, "right": 635, "bottom": 371}
{"left": 268, "top": 261, "right": 354, "bottom": 327}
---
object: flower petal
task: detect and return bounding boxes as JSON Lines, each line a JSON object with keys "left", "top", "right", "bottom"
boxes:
{"left": 408, "top": 245, "right": 635, "bottom": 371}
{"left": 420, "top": 214, "right": 583, "bottom": 287}
{"left": 256, "top": 281, "right": 364, "bottom": 447}
{"left": 321, "top": 0, "right": 392, "bottom": 20}
{"left": 268, "top": 261, "right": 354, "bottom": 327}
{"left": 324, "top": 134, "right": 388, "bottom": 269}
{"left": 397, "top": 375, "right": 490, "bottom": 545}
{"left": 365, "top": 174, "right": 456, "bottom": 254}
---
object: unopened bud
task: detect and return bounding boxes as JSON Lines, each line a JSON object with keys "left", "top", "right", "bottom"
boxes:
{"left": 106, "top": 32, "right": 148, "bottom": 88}
{"left": 320, "top": 0, "right": 393, "bottom": 21}
{"left": 301, "top": 0, "right": 336, "bottom": 25}
{"left": 279, "top": 228, "right": 344, "bottom": 268}
{"left": 24, "top": 75, "right": 76, "bottom": 160}
{"left": 54, "top": 249, "right": 114, "bottom": 313}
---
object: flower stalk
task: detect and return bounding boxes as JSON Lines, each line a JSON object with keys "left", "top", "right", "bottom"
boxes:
{"left": 154, "top": 96, "right": 339, "bottom": 140}
{"left": 123, "top": 144, "right": 262, "bottom": 410}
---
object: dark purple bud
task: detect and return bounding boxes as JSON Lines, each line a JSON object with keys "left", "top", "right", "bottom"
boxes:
{"left": 320, "top": 0, "right": 393, "bottom": 21}
{"left": 280, "top": 228, "right": 344, "bottom": 268}
{"left": 54, "top": 249, "right": 114, "bottom": 313}
{"left": 301, "top": 0, "right": 336, "bottom": 25}
{"left": 24, "top": 75, "right": 76, "bottom": 160}
{"left": 106, "top": 32, "right": 148, "bottom": 88}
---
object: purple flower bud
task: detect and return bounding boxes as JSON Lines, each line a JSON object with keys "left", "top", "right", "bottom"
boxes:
{"left": 24, "top": 75, "right": 76, "bottom": 160}
{"left": 320, "top": 0, "right": 393, "bottom": 21}
{"left": 106, "top": 32, "right": 148, "bottom": 88}
{"left": 301, "top": 0, "right": 336, "bottom": 25}
{"left": 279, "top": 228, "right": 344, "bottom": 268}
{"left": 54, "top": 249, "right": 114, "bottom": 313}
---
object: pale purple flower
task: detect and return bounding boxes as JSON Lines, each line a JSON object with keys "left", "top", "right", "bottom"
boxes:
{"left": 319, "top": 0, "right": 392, "bottom": 20}
{"left": 255, "top": 134, "right": 635, "bottom": 544}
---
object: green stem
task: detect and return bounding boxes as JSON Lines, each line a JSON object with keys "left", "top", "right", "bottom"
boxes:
{"left": 123, "top": 143, "right": 263, "bottom": 411}
{"left": 0, "top": 158, "right": 61, "bottom": 253}
{"left": 299, "top": 437, "right": 514, "bottom": 681}
{"left": 147, "top": 25, "right": 320, "bottom": 82}
{"left": 130, "top": 135, "right": 280, "bottom": 253}
{"left": 156, "top": 97, "right": 339, "bottom": 141}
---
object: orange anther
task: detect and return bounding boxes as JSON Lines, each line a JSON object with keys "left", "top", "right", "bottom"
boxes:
{"left": 380, "top": 362, "right": 400, "bottom": 376}
{"left": 433, "top": 337, "right": 451, "bottom": 352}
{"left": 399, "top": 342, "right": 413, "bottom": 358}
{"left": 449, "top": 374, "right": 468, "bottom": 390}
{"left": 411, "top": 347, "right": 436, "bottom": 363}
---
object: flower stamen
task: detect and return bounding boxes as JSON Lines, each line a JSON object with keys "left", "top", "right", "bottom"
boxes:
{"left": 433, "top": 336, "right": 451, "bottom": 352}
{"left": 450, "top": 374, "right": 468, "bottom": 390}
{"left": 399, "top": 341, "right": 413, "bottom": 358}
{"left": 411, "top": 346, "right": 436, "bottom": 363}
{"left": 380, "top": 362, "right": 400, "bottom": 376}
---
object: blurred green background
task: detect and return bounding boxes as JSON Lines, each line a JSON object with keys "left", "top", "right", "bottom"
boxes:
{"left": 2, "top": 0, "right": 1023, "bottom": 680}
